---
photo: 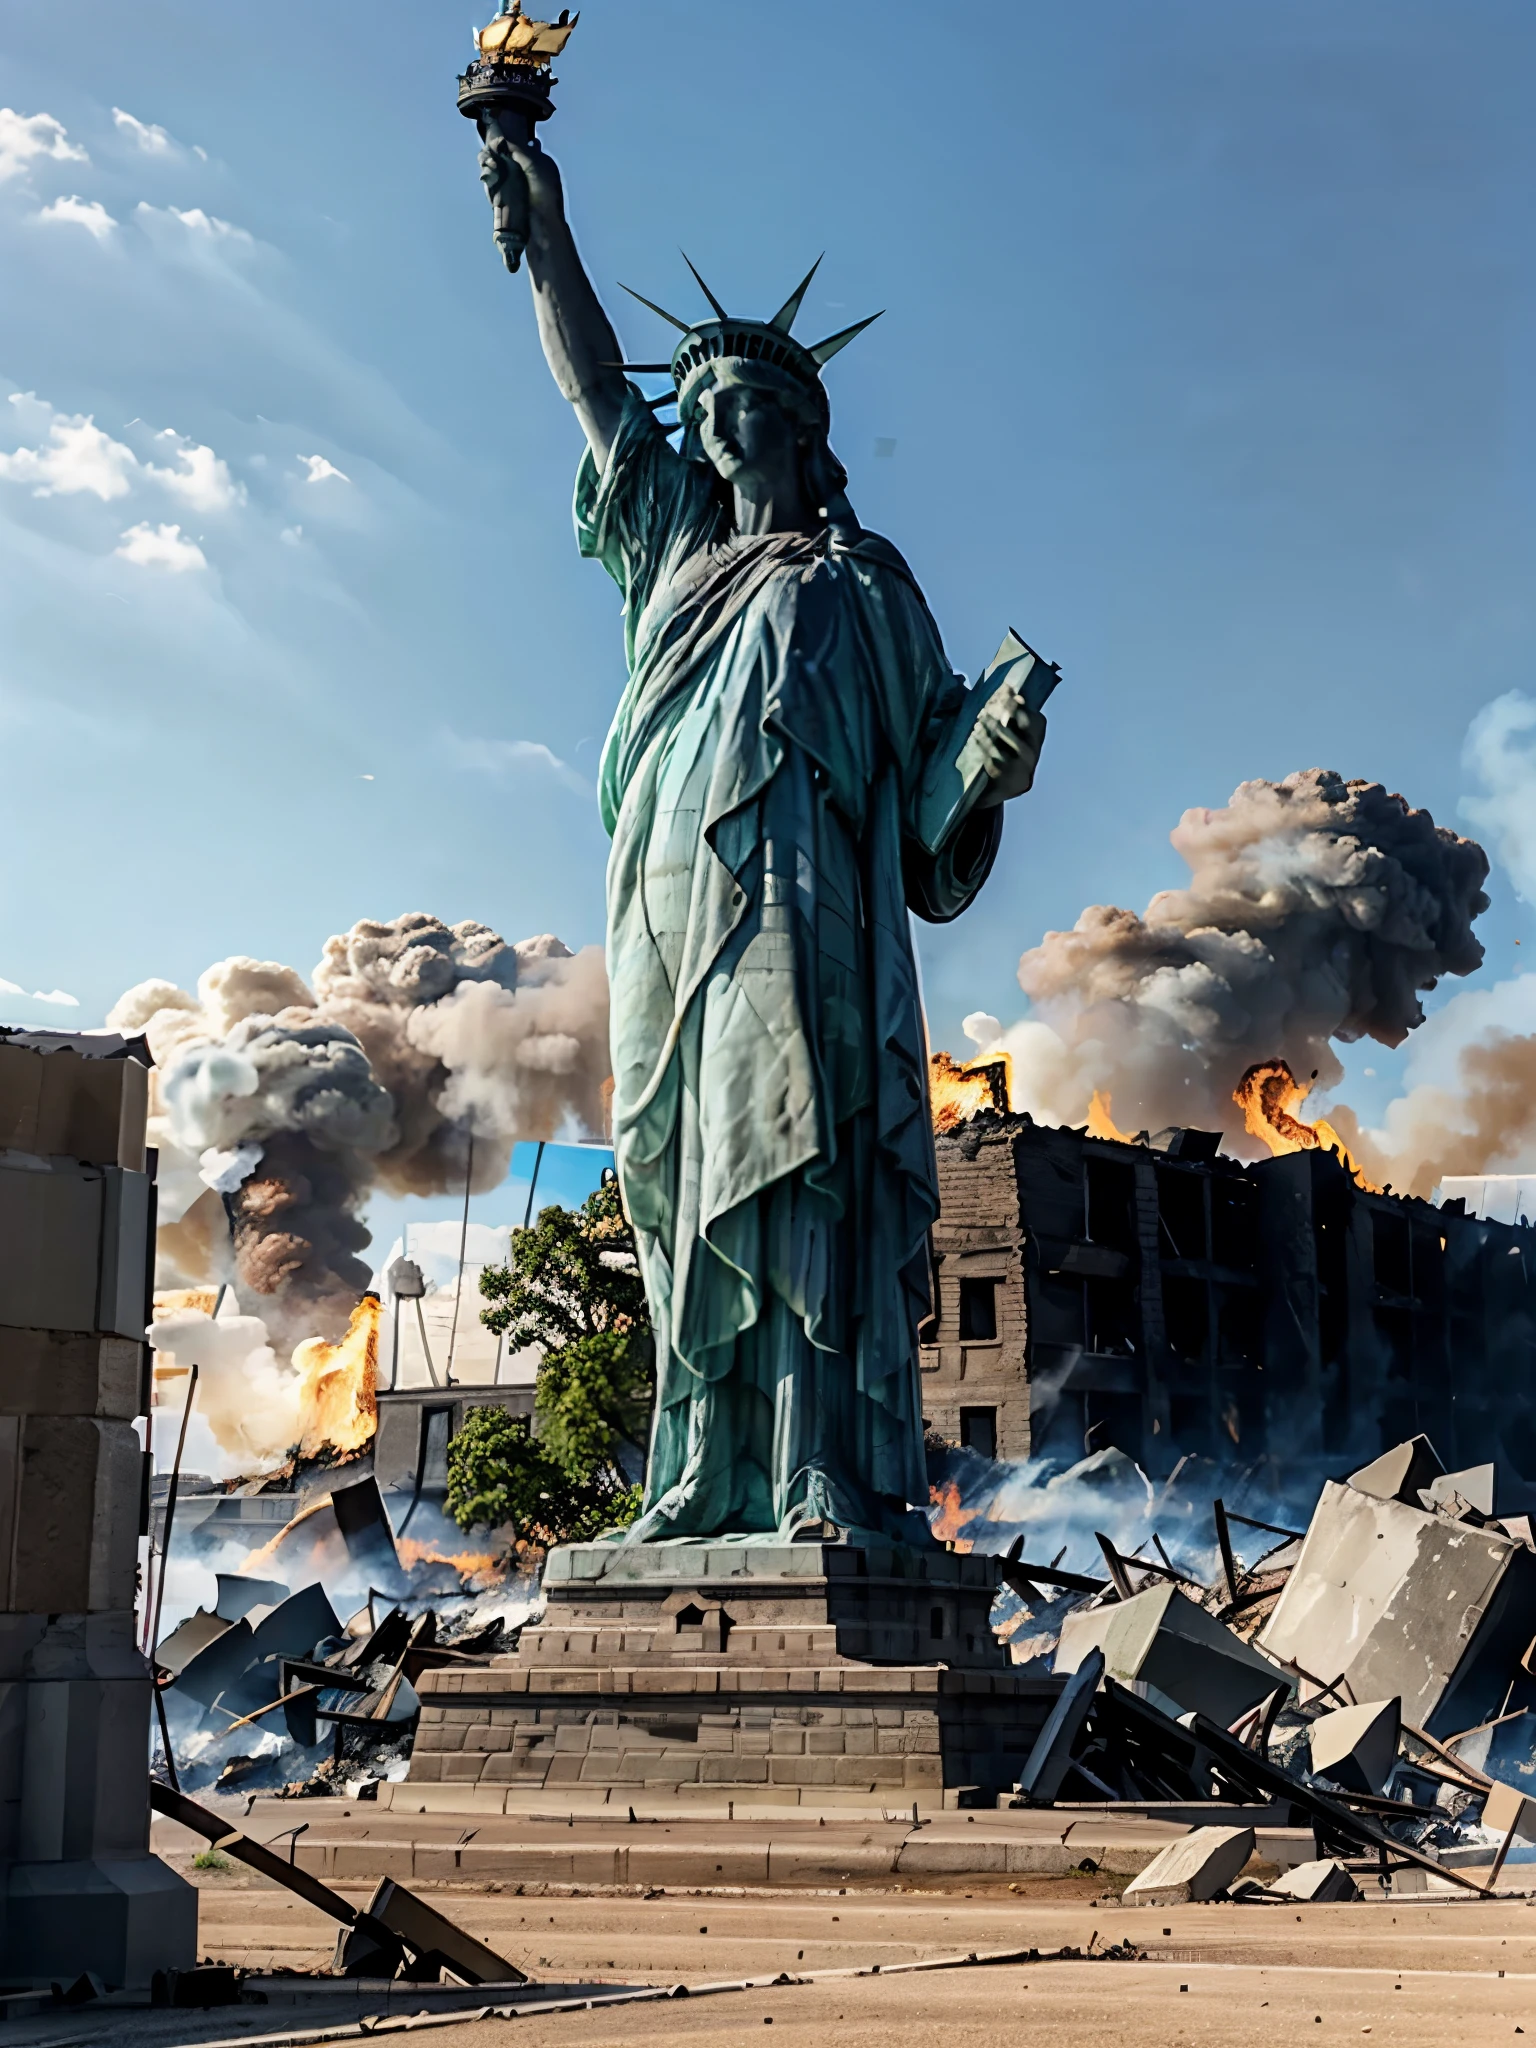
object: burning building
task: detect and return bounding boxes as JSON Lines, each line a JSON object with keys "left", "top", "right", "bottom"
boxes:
{"left": 921, "top": 1080, "right": 1536, "bottom": 1479}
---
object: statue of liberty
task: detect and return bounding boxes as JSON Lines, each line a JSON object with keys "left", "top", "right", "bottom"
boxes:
{"left": 481, "top": 134, "right": 1050, "bottom": 1546}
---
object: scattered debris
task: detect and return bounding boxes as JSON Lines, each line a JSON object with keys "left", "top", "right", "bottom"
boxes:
{"left": 993, "top": 1436, "right": 1536, "bottom": 1899}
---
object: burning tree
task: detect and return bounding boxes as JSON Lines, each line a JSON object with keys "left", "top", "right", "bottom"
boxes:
{"left": 449, "top": 1177, "right": 652, "bottom": 1544}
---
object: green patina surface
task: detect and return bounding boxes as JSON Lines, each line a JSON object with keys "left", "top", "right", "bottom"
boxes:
{"left": 579, "top": 387, "right": 1008, "bottom": 1544}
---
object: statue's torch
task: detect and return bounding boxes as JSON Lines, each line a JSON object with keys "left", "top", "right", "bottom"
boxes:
{"left": 457, "top": 4, "right": 579, "bottom": 273}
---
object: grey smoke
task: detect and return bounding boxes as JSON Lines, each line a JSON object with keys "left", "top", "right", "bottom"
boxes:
{"left": 109, "top": 914, "right": 609, "bottom": 1342}
{"left": 966, "top": 769, "right": 1491, "bottom": 1144}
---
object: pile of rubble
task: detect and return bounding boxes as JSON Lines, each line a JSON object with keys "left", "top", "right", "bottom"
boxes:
{"left": 152, "top": 1470, "right": 520, "bottom": 1797}
{"left": 998, "top": 1434, "right": 1536, "bottom": 1896}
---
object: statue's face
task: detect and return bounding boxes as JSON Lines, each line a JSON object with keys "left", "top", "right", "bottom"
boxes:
{"left": 697, "top": 384, "right": 800, "bottom": 486}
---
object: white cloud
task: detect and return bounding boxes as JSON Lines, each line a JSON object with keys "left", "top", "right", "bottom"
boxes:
{"left": 0, "top": 109, "right": 86, "bottom": 184}
{"left": 36, "top": 196, "right": 116, "bottom": 241}
{"left": 144, "top": 431, "right": 244, "bottom": 512}
{"left": 280, "top": 524, "right": 303, "bottom": 545}
{"left": 115, "top": 521, "right": 207, "bottom": 572}
{"left": 299, "top": 453, "right": 349, "bottom": 484}
{"left": 30, "top": 988, "right": 79, "bottom": 1008}
{"left": 439, "top": 728, "right": 590, "bottom": 795}
{"left": 0, "top": 975, "right": 22, "bottom": 998}
{"left": 1463, "top": 690, "right": 1536, "bottom": 903}
{"left": 112, "top": 107, "right": 172, "bottom": 155}
{"left": 0, "top": 397, "right": 137, "bottom": 499}
{"left": 0, "top": 397, "right": 242, "bottom": 514}
{"left": 160, "top": 205, "right": 249, "bottom": 243}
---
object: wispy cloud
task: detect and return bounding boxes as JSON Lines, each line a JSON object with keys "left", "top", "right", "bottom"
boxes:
{"left": 1464, "top": 690, "right": 1536, "bottom": 905}
{"left": 112, "top": 107, "right": 173, "bottom": 155}
{"left": 136, "top": 203, "right": 251, "bottom": 245}
{"left": 299, "top": 453, "right": 349, "bottom": 484}
{"left": 36, "top": 195, "right": 116, "bottom": 241}
{"left": 0, "top": 109, "right": 86, "bottom": 183}
{"left": 0, "top": 976, "right": 80, "bottom": 1007}
{"left": 115, "top": 521, "right": 207, "bottom": 572}
{"left": 439, "top": 727, "right": 590, "bottom": 795}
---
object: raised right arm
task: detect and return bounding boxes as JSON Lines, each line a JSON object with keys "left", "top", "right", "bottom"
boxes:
{"left": 482, "top": 134, "right": 627, "bottom": 470}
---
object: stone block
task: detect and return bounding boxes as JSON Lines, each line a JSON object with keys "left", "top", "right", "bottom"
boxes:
{"left": 410, "top": 1756, "right": 444, "bottom": 1782}
{"left": 0, "top": 1332, "right": 142, "bottom": 1420}
{"left": 1, "top": 1417, "right": 142, "bottom": 1613}
{"left": 807, "top": 1730, "right": 846, "bottom": 1755}
{"left": 769, "top": 1727, "right": 805, "bottom": 1754}
{"left": 1122, "top": 1827, "right": 1256, "bottom": 1906}
{"left": 833, "top": 1758, "right": 879, "bottom": 1787}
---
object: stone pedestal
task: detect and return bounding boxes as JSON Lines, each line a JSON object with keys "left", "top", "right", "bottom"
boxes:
{"left": 0, "top": 1039, "right": 195, "bottom": 1987}
{"left": 410, "top": 1540, "right": 1063, "bottom": 1809}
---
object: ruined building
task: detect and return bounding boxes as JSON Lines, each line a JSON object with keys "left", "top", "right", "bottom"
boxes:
{"left": 920, "top": 1111, "right": 1536, "bottom": 1480}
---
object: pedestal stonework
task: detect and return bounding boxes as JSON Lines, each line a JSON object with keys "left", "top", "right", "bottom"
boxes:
{"left": 0, "top": 1040, "right": 195, "bottom": 1986}
{"left": 410, "top": 1541, "right": 1062, "bottom": 1808}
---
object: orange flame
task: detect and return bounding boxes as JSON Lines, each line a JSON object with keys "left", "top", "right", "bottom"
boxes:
{"left": 1085, "top": 1089, "right": 1135, "bottom": 1143}
{"left": 396, "top": 1534, "right": 505, "bottom": 1583}
{"left": 292, "top": 1294, "right": 380, "bottom": 1459}
{"left": 928, "top": 1477, "right": 976, "bottom": 1552}
{"left": 929, "top": 1050, "right": 1011, "bottom": 1134}
{"left": 1233, "top": 1060, "right": 1381, "bottom": 1193}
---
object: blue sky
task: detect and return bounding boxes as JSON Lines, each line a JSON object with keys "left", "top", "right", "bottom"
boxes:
{"left": 1, "top": 0, "right": 1533, "bottom": 1234}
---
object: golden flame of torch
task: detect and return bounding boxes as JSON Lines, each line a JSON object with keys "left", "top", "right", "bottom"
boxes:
{"left": 1233, "top": 1059, "right": 1381, "bottom": 1193}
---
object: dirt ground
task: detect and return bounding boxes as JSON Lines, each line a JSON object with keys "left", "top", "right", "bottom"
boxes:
{"left": 180, "top": 1869, "right": 1536, "bottom": 2048}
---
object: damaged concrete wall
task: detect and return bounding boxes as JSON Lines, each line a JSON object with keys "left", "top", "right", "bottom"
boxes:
{"left": 923, "top": 1113, "right": 1536, "bottom": 1479}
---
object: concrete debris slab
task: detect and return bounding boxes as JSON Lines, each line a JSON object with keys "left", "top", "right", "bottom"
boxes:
{"left": 1121, "top": 1824, "right": 1255, "bottom": 1905}
{"left": 1270, "top": 1857, "right": 1361, "bottom": 1902}
{"left": 1308, "top": 1698, "right": 1401, "bottom": 1795}
{"left": 214, "top": 1572, "right": 290, "bottom": 1622}
{"left": 154, "top": 1606, "right": 234, "bottom": 1678}
{"left": 1348, "top": 1435, "right": 1444, "bottom": 1506}
{"left": 1056, "top": 1582, "right": 1284, "bottom": 1724}
{"left": 1258, "top": 1473, "right": 1536, "bottom": 1733}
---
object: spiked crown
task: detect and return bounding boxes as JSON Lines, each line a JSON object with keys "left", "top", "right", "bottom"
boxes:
{"left": 613, "top": 256, "right": 882, "bottom": 430}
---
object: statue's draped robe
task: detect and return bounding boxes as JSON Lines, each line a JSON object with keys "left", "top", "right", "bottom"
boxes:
{"left": 579, "top": 388, "right": 1001, "bottom": 1540}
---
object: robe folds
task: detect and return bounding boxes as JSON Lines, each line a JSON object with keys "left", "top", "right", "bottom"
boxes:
{"left": 577, "top": 387, "right": 1002, "bottom": 1541}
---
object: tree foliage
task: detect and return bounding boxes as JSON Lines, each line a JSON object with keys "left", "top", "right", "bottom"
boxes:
{"left": 446, "top": 1177, "right": 652, "bottom": 1544}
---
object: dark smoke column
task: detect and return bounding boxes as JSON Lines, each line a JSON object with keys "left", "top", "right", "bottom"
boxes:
{"left": 0, "top": 1034, "right": 194, "bottom": 1984}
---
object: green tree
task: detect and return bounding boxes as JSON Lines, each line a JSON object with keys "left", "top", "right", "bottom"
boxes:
{"left": 446, "top": 1177, "right": 652, "bottom": 1544}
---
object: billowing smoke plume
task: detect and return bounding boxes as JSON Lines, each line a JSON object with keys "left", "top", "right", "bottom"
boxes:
{"left": 966, "top": 769, "right": 1491, "bottom": 1147}
{"left": 110, "top": 914, "right": 609, "bottom": 1343}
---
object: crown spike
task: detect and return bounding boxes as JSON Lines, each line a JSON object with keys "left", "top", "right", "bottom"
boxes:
{"left": 808, "top": 310, "right": 883, "bottom": 366}
{"left": 680, "top": 252, "right": 729, "bottom": 322}
{"left": 769, "top": 255, "right": 824, "bottom": 335}
{"left": 618, "top": 284, "right": 691, "bottom": 332}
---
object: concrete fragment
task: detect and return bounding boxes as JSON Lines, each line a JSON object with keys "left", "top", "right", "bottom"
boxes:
{"left": 1270, "top": 1857, "right": 1361, "bottom": 1903}
{"left": 1482, "top": 1778, "right": 1536, "bottom": 1844}
{"left": 1056, "top": 1584, "right": 1283, "bottom": 1724}
{"left": 1259, "top": 1479, "right": 1536, "bottom": 1734}
{"left": 1016, "top": 1646, "right": 1102, "bottom": 1802}
{"left": 1349, "top": 1436, "right": 1444, "bottom": 1506}
{"left": 1424, "top": 1465, "right": 1497, "bottom": 1518}
{"left": 1121, "top": 1825, "right": 1255, "bottom": 1905}
{"left": 1308, "top": 1698, "right": 1401, "bottom": 1795}
{"left": 155, "top": 1608, "right": 233, "bottom": 1677}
